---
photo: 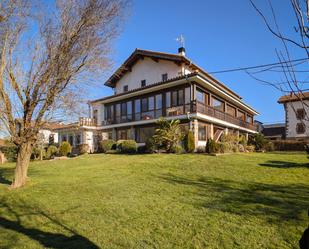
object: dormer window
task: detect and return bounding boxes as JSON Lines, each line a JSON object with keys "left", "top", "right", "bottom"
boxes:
{"left": 162, "top": 73, "right": 168, "bottom": 82}
{"left": 141, "top": 80, "right": 146, "bottom": 87}
{"left": 123, "top": 85, "right": 128, "bottom": 92}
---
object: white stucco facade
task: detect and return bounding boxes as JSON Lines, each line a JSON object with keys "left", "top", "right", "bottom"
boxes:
{"left": 285, "top": 100, "right": 309, "bottom": 138}
{"left": 115, "top": 57, "right": 192, "bottom": 94}
{"left": 39, "top": 129, "right": 58, "bottom": 144}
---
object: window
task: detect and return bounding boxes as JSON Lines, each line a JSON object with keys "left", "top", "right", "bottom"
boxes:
{"left": 141, "top": 98, "right": 148, "bottom": 112}
{"left": 198, "top": 124, "right": 207, "bottom": 141}
{"left": 155, "top": 94, "right": 162, "bottom": 110}
{"left": 76, "top": 134, "right": 81, "bottom": 145}
{"left": 127, "top": 101, "right": 132, "bottom": 116}
{"left": 135, "top": 99, "right": 141, "bottom": 120}
{"left": 93, "top": 109, "right": 98, "bottom": 124}
{"left": 178, "top": 89, "right": 184, "bottom": 105}
{"left": 117, "top": 129, "right": 129, "bottom": 140}
{"left": 69, "top": 135, "right": 74, "bottom": 146}
{"left": 171, "top": 89, "right": 184, "bottom": 107}
{"left": 162, "top": 73, "right": 168, "bottom": 82}
{"left": 148, "top": 96, "right": 154, "bottom": 110}
{"left": 212, "top": 97, "right": 224, "bottom": 112}
{"left": 172, "top": 90, "right": 178, "bottom": 107}
{"left": 246, "top": 114, "right": 253, "bottom": 124}
{"left": 155, "top": 94, "right": 162, "bottom": 118}
{"left": 123, "top": 85, "right": 128, "bottom": 92}
{"left": 121, "top": 102, "right": 127, "bottom": 116}
{"left": 105, "top": 105, "right": 114, "bottom": 121}
{"left": 237, "top": 110, "right": 245, "bottom": 121}
{"left": 185, "top": 87, "right": 190, "bottom": 104}
{"left": 226, "top": 104, "right": 236, "bottom": 117}
{"left": 197, "top": 89, "right": 205, "bottom": 103}
{"left": 296, "top": 108, "right": 306, "bottom": 120}
{"left": 141, "top": 80, "right": 146, "bottom": 87}
{"left": 115, "top": 104, "right": 121, "bottom": 122}
{"left": 62, "top": 135, "right": 67, "bottom": 142}
{"left": 296, "top": 123, "right": 306, "bottom": 134}
{"left": 166, "top": 92, "right": 171, "bottom": 108}
{"left": 136, "top": 127, "right": 155, "bottom": 143}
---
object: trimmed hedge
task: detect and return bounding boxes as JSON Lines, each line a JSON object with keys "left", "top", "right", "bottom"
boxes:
{"left": 272, "top": 140, "right": 307, "bottom": 151}
{"left": 101, "top": 140, "right": 116, "bottom": 153}
{"left": 0, "top": 145, "right": 17, "bottom": 162}
{"left": 77, "top": 144, "right": 89, "bottom": 155}
{"left": 46, "top": 145, "right": 58, "bottom": 159}
{"left": 184, "top": 131, "right": 195, "bottom": 153}
{"left": 59, "top": 141, "right": 72, "bottom": 156}
{"left": 117, "top": 140, "right": 137, "bottom": 154}
{"left": 206, "top": 138, "right": 220, "bottom": 154}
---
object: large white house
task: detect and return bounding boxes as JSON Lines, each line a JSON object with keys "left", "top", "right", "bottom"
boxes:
{"left": 278, "top": 92, "right": 309, "bottom": 140}
{"left": 54, "top": 48, "right": 259, "bottom": 152}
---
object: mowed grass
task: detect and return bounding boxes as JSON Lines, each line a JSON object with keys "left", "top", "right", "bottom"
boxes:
{"left": 0, "top": 153, "right": 308, "bottom": 249}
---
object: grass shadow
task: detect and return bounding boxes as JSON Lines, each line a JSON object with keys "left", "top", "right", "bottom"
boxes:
{"left": 0, "top": 168, "right": 12, "bottom": 185}
{"left": 0, "top": 197, "right": 99, "bottom": 249}
{"left": 259, "top": 160, "right": 309, "bottom": 169}
{"left": 159, "top": 174, "right": 309, "bottom": 222}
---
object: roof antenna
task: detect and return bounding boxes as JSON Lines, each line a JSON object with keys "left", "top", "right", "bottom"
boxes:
{"left": 176, "top": 34, "right": 186, "bottom": 56}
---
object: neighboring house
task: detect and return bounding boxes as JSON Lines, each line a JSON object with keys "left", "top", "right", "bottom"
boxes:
{"left": 38, "top": 122, "right": 64, "bottom": 144}
{"left": 278, "top": 92, "right": 309, "bottom": 141}
{"left": 55, "top": 48, "right": 259, "bottom": 151}
{"left": 262, "top": 123, "right": 286, "bottom": 140}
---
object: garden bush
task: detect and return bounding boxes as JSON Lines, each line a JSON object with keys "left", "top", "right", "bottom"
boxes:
{"left": 184, "top": 131, "right": 195, "bottom": 153}
{"left": 238, "top": 144, "right": 245, "bottom": 152}
{"left": 145, "top": 137, "right": 156, "bottom": 153}
{"left": 245, "top": 145, "right": 255, "bottom": 152}
{"left": 264, "top": 141, "right": 275, "bottom": 152}
{"left": 248, "top": 133, "right": 267, "bottom": 151}
{"left": 59, "top": 141, "right": 72, "bottom": 156}
{"left": 272, "top": 140, "right": 307, "bottom": 151}
{"left": 77, "top": 144, "right": 89, "bottom": 155}
{"left": 206, "top": 138, "right": 220, "bottom": 154}
{"left": 238, "top": 134, "right": 247, "bottom": 146}
{"left": 137, "top": 145, "right": 147, "bottom": 154}
{"left": 100, "top": 139, "right": 116, "bottom": 153}
{"left": 0, "top": 145, "right": 18, "bottom": 162}
{"left": 46, "top": 145, "right": 58, "bottom": 159}
{"left": 117, "top": 140, "right": 137, "bottom": 154}
{"left": 171, "top": 145, "right": 184, "bottom": 154}
{"left": 32, "top": 147, "right": 46, "bottom": 160}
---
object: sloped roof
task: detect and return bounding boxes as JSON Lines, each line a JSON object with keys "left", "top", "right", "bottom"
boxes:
{"left": 278, "top": 92, "right": 309, "bottom": 103}
{"left": 105, "top": 49, "right": 242, "bottom": 100}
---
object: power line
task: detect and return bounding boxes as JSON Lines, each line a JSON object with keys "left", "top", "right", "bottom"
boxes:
{"left": 209, "top": 58, "right": 309, "bottom": 74}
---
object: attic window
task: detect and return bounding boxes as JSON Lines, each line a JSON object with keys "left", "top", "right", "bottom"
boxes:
{"left": 123, "top": 85, "right": 128, "bottom": 92}
{"left": 296, "top": 108, "right": 306, "bottom": 120}
{"left": 141, "top": 80, "right": 146, "bottom": 87}
{"left": 162, "top": 73, "right": 168, "bottom": 82}
{"left": 296, "top": 123, "right": 305, "bottom": 134}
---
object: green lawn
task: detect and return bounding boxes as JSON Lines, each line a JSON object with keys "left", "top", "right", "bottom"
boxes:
{"left": 0, "top": 153, "right": 308, "bottom": 249}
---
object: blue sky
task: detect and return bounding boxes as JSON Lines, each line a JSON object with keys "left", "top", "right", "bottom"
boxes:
{"left": 90, "top": 0, "right": 308, "bottom": 124}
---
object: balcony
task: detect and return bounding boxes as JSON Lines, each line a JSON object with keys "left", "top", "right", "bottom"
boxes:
{"left": 88, "top": 102, "right": 256, "bottom": 132}
{"left": 79, "top": 117, "right": 97, "bottom": 126}
{"left": 195, "top": 102, "right": 257, "bottom": 131}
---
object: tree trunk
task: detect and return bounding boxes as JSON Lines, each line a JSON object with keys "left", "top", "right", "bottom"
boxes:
{"left": 11, "top": 142, "right": 33, "bottom": 189}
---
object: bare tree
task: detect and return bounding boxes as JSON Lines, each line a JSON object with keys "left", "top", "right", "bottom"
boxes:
{"left": 249, "top": 0, "right": 309, "bottom": 121}
{"left": 0, "top": 0, "right": 128, "bottom": 188}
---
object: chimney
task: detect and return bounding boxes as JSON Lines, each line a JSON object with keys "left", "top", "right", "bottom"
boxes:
{"left": 178, "top": 47, "right": 185, "bottom": 56}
